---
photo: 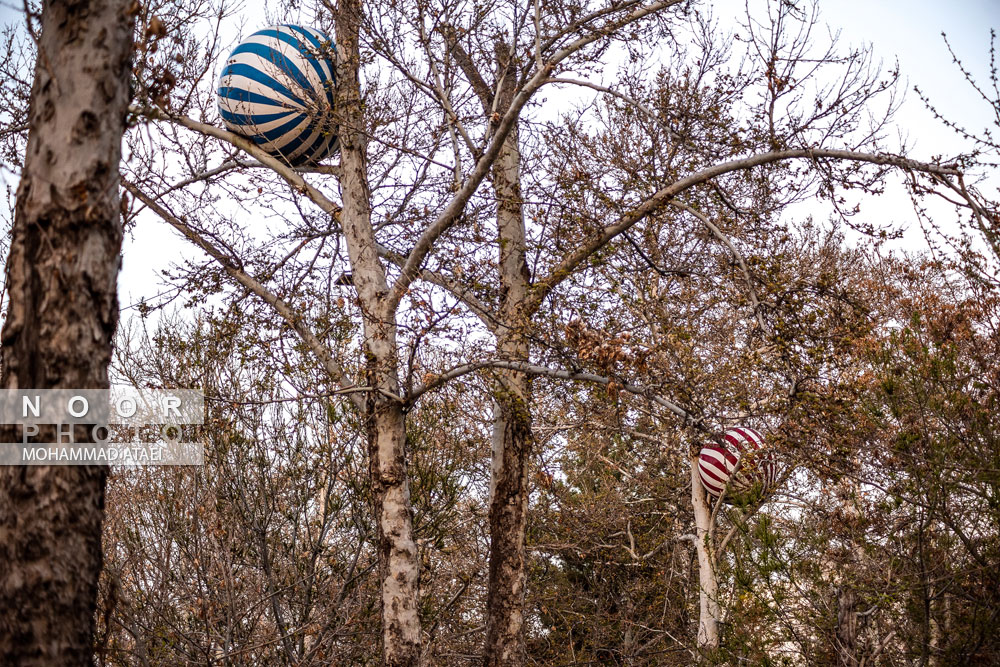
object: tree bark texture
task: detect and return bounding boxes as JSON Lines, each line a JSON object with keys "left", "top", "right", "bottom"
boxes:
{"left": 334, "top": 1, "right": 422, "bottom": 664}
{"left": 484, "top": 44, "right": 533, "bottom": 667}
{"left": 0, "top": 0, "right": 135, "bottom": 665}
{"left": 691, "top": 456, "right": 721, "bottom": 652}
{"left": 836, "top": 586, "right": 859, "bottom": 667}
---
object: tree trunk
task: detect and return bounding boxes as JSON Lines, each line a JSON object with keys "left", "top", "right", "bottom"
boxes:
{"left": 691, "top": 456, "right": 721, "bottom": 652}
{"left": 835, "top": 586, "right": 859, "bottom": 667}
{"left": 366, "top": 389, "right": 421, "bottom": 667}
{"left": 484, "top": 372, "right": 531, "bottom": 667}
{"left": 0, "top": 0, "right": 135, "bottom": 664}
{"left": 334, "top": 1, "right": 422, "bottom": 664}
{"left": 483, "top": 44, "right": 532, "bottom": 667}
{"left": 929, "top": 591, "right": 949, "bottom": 667}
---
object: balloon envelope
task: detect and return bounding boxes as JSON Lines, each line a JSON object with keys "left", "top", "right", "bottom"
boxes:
{"left": 698, "top": 427, "right": 777, "bottom": 503}
{"left": 218, "top": 25, "right": 339, "bottom": 165}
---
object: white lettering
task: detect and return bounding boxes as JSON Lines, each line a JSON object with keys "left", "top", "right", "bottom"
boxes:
{"left": 22, "top": 395, "right": 39, "bottom": 418}
{"left": 163, "top": 396, "right": 181, "bottom": 418}
{"left": 21, "top": 424, "right": 38, "bottom": 443}
{"left": 91, "top": 424, "right": 109, "bottom": 444}
{"left": 161, "top": 424, "right": 181, "bottom": 443}
{"left": 67, "top": 396, "right": 89, "bottom": 418}
{"left": 116, "top": 396, "right": 137, "bottom": 419}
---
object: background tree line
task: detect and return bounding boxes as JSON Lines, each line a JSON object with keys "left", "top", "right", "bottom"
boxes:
{"left": 0, "top": 0, "right": 997, "bottom": 664}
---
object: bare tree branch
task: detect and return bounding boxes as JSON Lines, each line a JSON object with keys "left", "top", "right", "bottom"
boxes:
{"left": 672, "top": 201, "right": 770, "bottom": 334}
{"left": 124, "top": 180, "right": 372, "bottom": 411}
{"left": 548, "top": 77, "right": 670, "bottom": 132}
{"left": 439, "top": 25, "right": 493, "bottom": 109}
{"left": 527, "top": 149, "right": 964, "bottom": 314}
{"left": 134, "top": 106, "right": 343, "bottom": 216}
{"left": 388, "top": 0, "right": 690, "bottom": 311}
{"left": 417, "top": 13, "right": 478, "bottom": 158}
{"left": 406, "top": 358, "right": 707, "bottom": 430}
{"left": 376, "top": 244, "right": 498, "bottom": 331}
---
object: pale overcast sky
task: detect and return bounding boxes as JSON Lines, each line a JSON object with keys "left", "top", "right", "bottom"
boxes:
{"left": 824, "top": 0, "right": 997, "bottom": 152}
{"left": 1, "top": 1, "right": 997, "bottom": 314}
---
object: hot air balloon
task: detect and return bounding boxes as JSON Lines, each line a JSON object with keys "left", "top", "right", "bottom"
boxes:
{"left": 217, "top": 25, "right": 339, "bottom": 165}
{"left": 698, "top": 427, "right": 778, "bottom": 504}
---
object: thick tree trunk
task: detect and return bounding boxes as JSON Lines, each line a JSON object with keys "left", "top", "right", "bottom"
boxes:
{"left": 335, "top": 1, "right": 421, "bottom": 664}
{"left": 484, "top": 370, "right": 531, "bottom": 667}
{"left": 483, "top": 46, "right": 533, "bottom": 667}
{"left": 0, "top": 0, "right": 134, "bottom": 664}
{"left": 367, "top": 388, "right": 421, "bottom": 666}
{"left": 691, "top": 456, "right": 721, "bottom": 652}
{"left": 928, "top": 591, "right": 949, "bottom": 667}
{"left": 835, "top": 586, "right": 859, "bottom": 667}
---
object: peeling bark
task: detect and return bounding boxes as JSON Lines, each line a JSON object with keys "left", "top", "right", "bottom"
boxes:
{"left": 366, "top": 393, "right": 421, "bottom": 667}
{"left": 0, "top": 0, "right": 135, "bottom": 664}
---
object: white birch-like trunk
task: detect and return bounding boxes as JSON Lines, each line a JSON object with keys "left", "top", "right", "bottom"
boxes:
{"left": 335, "top": 1, "right": 422, "bottom": 663}
{"left": 691, "top": 456, "right": 721, "bottom": 651}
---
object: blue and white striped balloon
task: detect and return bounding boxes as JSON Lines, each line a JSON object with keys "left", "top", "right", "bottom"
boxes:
{"left": 218, "top": 25, "right": 339, "bottom": 165}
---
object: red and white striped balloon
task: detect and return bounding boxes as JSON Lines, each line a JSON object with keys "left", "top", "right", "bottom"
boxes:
{"left": 698, "top": 427, "right": 777, "bottom": 503}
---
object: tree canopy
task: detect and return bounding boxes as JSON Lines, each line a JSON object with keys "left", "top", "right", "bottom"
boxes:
{"left": 1, "top": 1, "right": 998, "bottom": 665}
